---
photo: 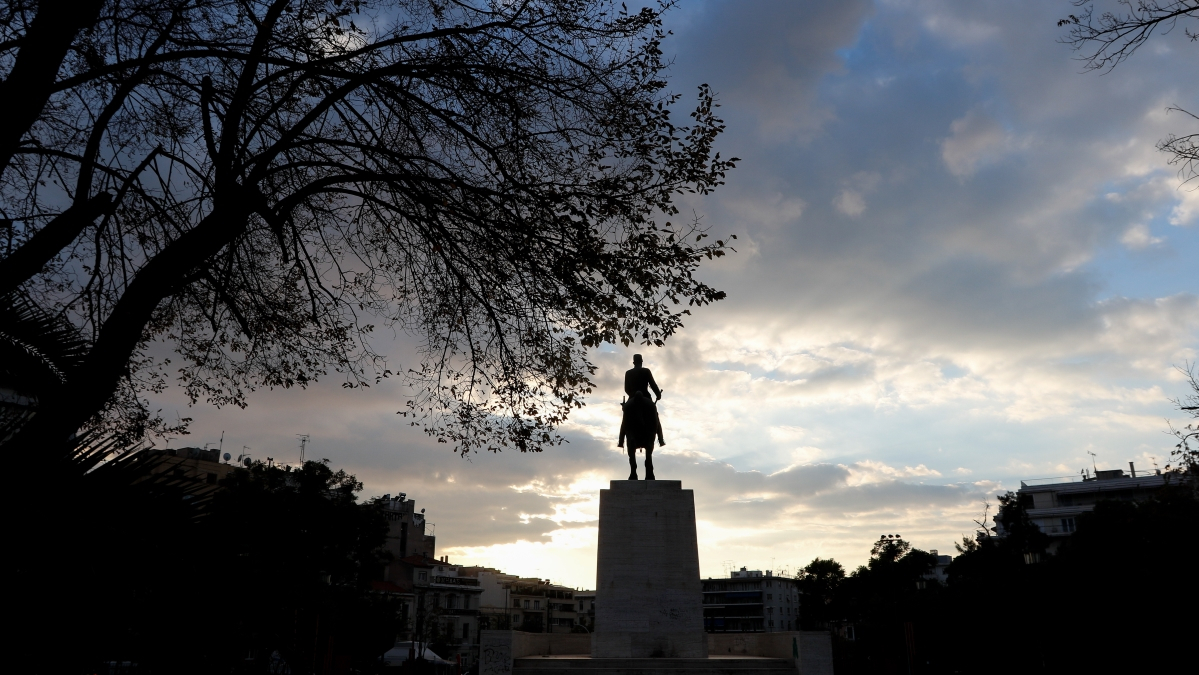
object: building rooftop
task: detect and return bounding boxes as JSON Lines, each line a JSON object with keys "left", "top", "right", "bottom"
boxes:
{"left": 1019, "top": 465, "right": 1164, "bottom": 491}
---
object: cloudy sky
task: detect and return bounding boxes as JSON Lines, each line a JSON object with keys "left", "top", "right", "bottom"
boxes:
{"left": 160, "top": 0, "right": 1198, "bottom": 590}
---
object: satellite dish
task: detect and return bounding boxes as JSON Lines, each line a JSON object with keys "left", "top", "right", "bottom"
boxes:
{"left": 223, "top": 452, "right": 232, "bottom": 462}
{"left": 243, "top": 457, "right": 252, "bottom": 467}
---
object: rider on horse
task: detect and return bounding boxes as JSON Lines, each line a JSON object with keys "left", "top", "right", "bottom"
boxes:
{"left": 619, "top": 354, "right": 665, "bottom": 479}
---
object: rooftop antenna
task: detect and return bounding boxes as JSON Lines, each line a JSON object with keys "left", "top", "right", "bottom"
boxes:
{"left": 1087, "top": 451, "right": 1098, "bottom": 473}
{"left": 219, "top": 430, "right": 224, "bottom": 454}
{"left": 297, "top": 434, "right": 310, "bottom": 464}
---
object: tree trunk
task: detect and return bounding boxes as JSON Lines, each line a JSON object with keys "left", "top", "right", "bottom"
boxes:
{"left": 0, "top": 0, "right": 106, "bottom": 174}
{"left": 9, "top": 204, "right": 250, "bottom": 449}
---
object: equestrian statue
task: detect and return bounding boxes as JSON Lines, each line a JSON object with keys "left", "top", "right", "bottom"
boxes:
{"left": 618, "top": 354, "right": 666, "bottom": 480}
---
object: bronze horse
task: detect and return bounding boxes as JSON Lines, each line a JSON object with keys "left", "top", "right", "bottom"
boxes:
{"left": 619, "top": 392, "right": 661, "bottom": 480}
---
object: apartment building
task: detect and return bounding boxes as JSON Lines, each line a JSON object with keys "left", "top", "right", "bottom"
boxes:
{"left": 1007, "top": 464, "right": 1168, "bottom": 551}
{"left": 702, "top": 568, "right": 800, "bottom": 632}
{"left": 575, "top": 591, "right": 596, "bottom": 632}
{"left": 464, "top": 566, "right": 579, "bottom": 633}
{"left": 384, "top": 554, "right": 483, "bottom": 669}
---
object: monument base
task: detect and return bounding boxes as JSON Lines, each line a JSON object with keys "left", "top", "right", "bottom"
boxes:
{"left": 513, "top": 656, "right": 795, "bottom": 675}
{"left": 479, "top": 630, "right": 834, "bottom": 675}
{"left": 592, "top": 480, "right": 706, "bottom": 659}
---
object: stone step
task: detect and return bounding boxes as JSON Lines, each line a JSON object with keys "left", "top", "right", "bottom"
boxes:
{"left": 514, "top": 670, "right": 796, "bottom": 674}
{"left": 513, "top": 657, "right": 795, "bottom": 675}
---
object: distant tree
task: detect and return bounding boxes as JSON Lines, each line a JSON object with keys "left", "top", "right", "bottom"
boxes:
{"left": 0, "top": 0, "right": 737, "bottom": 454}
{"left": 953, "top": 499, "right": 990, "bottom": 554}
{"left": 424, "top": 613, "right": 453, "bottom": 663}
{"left": 828, "top": 538, "right": 939, "bottom": 674}
{"left": 521, "top": 611, "right": 545, "bottom": 634}
{"left": 479, "top": 613, "right": 512, "bottom": 631}
{"left": 796, "top": 557, "right": 844, "bottom": 628}
{"left": 991, "top": 490, "right": 1051, "bottom": 558}
{"left": 868, "top": 535, "right": 912, "bottom": 564}
{"left": 813, "top": 489, "right": 1196, "bottom": 673}
{"left": 1060, "top": 2, "right": 1199, "bottom": 185}
{"left": 11, "top": 449, "right": 399, "bottom": 673}
{"left": 1167, "top": 362, "right": 1199, "bottom": 480}
{"left": 202, "top": 459, "right": 398, "bottom": 671}
{"left": 10, "top": 437, "right": 214, "bottom": 673}
{"left": 1050, "top": 486, "right": 1198, "bottom": 660}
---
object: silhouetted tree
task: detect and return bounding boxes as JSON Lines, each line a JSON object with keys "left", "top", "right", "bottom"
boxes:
{"left": 9, "top": 436, "right": 213, "bottom": 673}
{"left": 796, "top": 557, "right": 844, "bottom": 629}
{"left": 10, "top": 449, "right": 398, "bottom": 673}
{"left": 828, "top": 537, "right": 939, "bottom": 674}
{"left": 521, "top": 611, "right": 545, "bottom": 634}
{"left": 201, "top": 459, "right": 398, "bottom": 672}
{"left": 803, "top": 491, "right": 1196, "bottom": 674}
{"left": 1167, "top": 362, "right": 1199, "bottom": 479}
{"left": 1060, "top": 2, "right": 1199, "bottom": 185}
{"left": 0, "top": 0, "right": 737, "bottom": 453}
{"left": 991, "top": 490, "right": 1051, "bottom": 557}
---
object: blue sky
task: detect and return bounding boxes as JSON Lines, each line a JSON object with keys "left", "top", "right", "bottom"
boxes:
{"left": 158, "top": 1, "right": 1198, "bottom": 589}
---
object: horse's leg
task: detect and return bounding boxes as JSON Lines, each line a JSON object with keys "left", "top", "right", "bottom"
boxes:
{"left": 627, "top": 444, "right": 638, "bottom": 480}
{"left": 645, "top": 443, "right": 655, "bottom": 480}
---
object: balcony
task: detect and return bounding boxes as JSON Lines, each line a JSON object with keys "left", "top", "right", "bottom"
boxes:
{"left": 439, "top": 607, "right": 479, "bottom": 616}
{"left": 432, "top": 576, "right": 479, "bottom": 586}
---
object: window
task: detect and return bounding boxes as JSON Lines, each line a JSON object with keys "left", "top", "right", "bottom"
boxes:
{"left": 418, "top": 572, "right": 427, "bottom": 582}
{"left": 462, "top": 623, "right": 470, "bottom": 639}
{"left": 769, "top": 620, "right": 774, "bottom": 627}
{"left": 523, "top": 600, "right": 530, "bottom": 609}
{"left": 534, "top": 600, "right": 541, "bottom": 609}
{"left": 767, "top": 594, "right": 772, "bottom": 600}
{"left": 514, "top": 614, "right": 521, "bottom": 624}
{"left": 1061, "top": 517, "right": 1076, "bottom": 533}
{"left": 446, "top": 595, "right": 459, "bottom": 609}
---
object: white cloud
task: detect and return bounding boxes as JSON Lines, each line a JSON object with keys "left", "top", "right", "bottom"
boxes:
{"left": 1169, "top": 184, "right": 1199, "bottom": 225}
{"left": 940, "top": 110, "right": 1007, "bottom": 178}
{"left": 833, "top": 171, "right": 881, "bottom": 216}
{"left": 735, "top": 192, "right": 807, "bottom": 229}
{"left": 834, "top": 189, "right": 868, "bottom": 216}
{"left": 1120, "top": 223, "right": 1164, "bottom": 249}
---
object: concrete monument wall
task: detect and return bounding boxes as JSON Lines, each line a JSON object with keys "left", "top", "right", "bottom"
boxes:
{"left": 592, "top": 480, "right": 706, "bottom": 658}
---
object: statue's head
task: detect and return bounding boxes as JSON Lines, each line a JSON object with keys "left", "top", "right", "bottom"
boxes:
{"left": 633, "top": 354, "right": 643, "bottom": 366}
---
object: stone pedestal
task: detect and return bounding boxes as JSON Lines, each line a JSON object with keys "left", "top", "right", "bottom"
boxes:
{"left": 592, "top": 480, "right": 706, "bottom": 659}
